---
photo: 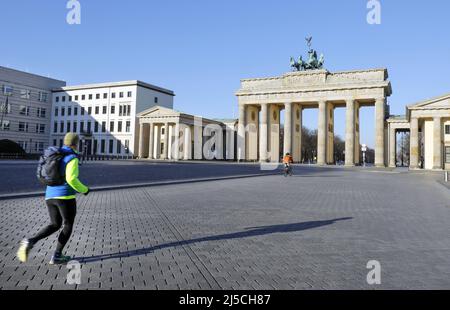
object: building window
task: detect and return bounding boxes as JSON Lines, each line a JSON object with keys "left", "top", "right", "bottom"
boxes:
{"left": 125, "top": 121, "right": 131, "bottom": 133}
{"left": 119, "top": 92, "right": 124, "bottom": 98}
{"left": 69, "top": 96, "right": 72, "bottom": 102}
{"left": 89, "top": 94, "right": 93, "bottom": 100}
{"left": 445, "top": 125, "right": 450, "bottom": 135}
{"left": 81, "top": 107, "right": 85, "bottom": 116}
{"left": 3, "top": 85, "right": 13, "bottom": 96}
{"left": 118, "top": 121, "right": 122, "bottom": 132}
{"left": 61, "top": 107, "right": 65, "bottom": 116}
{"left": 102, "top": 106, "right": 107, "bottom": 114}
{"left": 110, "top": 121, "right": 114, "bottom": 132}
{"left": 20, "top": 89, "right": 31, "bottom": 99}
{"left": 117, "top": 140, "right": 122, "bottom": 154}
{"left": 95, "top": 106, "right": 99, "bottom": 115}
{"left": 119, "top": 105, "right": 123, "bottom": 116}
{"left": 96, "top": 94, "right": 100, "bottom": 99}
{"left": 103, "top": 93, "right": 108, "bottom": 99}
{"left": 102, "top": 121, "right": 106, "bottom": 133}
{"left": 19, "top": 105, "right": 30, "bottom": 116}
{"left": 1, "top": 102, "right": 11, "bottom": 114}
{"left": 67, "top": 121, "right": 71, "bottom": 132}
{"left": 87, "top": 121, "right": 91, "bottom": 133}
{"left": 37, "top": 108, "right": 46, "bottom": 118}
{"left": 127, "top": 105, "right": 131, "bottom": 116}
{"left": 53, "top": 139, "right": 57, "bottom": 147}
{"left": 94, "top": 121, "right": 99, "bottom": 133}
{"left": 62, "top": 96, "right": 66, "bottom": 102}
{"left": 53, "top": 122, "right": 58, "bottom": 133}
{"left": 74, "top": 95, "right": 79, "bottom": 101}
{"left": 74, "top": 107, "right": 78, "bottom": 116}
{"left": 1, "top": 120, "right": 10, "bottom": 131}
{"left": 88, "top": 107, "right": 92, "bottom": 115}
{"left": 60, "top": 121, "right": 64, "bottom": 133}
{"left": 39, "top": 124, "right": 45, "bottom": 134}
{"left": 154, "top": 97, "right": 158, "bottom": 104}
{"left": 127, "top": 91, "right": 132, "bottom": 98}
{"left": 55, "top": 96, "right": 59, "bottom": 103}
{"left": 80, "top": 121, "right": 84, "bottom": 133}
{"left": 446, "top": 147, "right": 450, "bottom": 163}
{"left": 111, "top": 105, "right": 115, "bottom": 114}
{"left": 101, "top": 140, "right": 105, "bottom": 153}
{"left": 38, "top": 92, "right": 48, "bottom": 102}
{"left": 82, "top": 95, "right": 85, "bottom": 100}
{"left": 111, "top": 92, "right": 116, "bottom": 99}
{"left": 73, "top": 121, "right": 78, "bottom": 133}
{"left": 68, "top": 107, "right": 72, "bottom": 116}
{"left": 109, "top": 140, "right": 114, "bottom": 154}
{"left": 19, "top": 122, "right": 28, "bottom": 132}
{"left": 55, "top": 108, "right": 59, "bottom": 117}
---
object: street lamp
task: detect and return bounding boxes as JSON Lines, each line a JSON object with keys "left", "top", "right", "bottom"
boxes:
{"left": 361, "top": 144, "right": 368, "bottom": 167}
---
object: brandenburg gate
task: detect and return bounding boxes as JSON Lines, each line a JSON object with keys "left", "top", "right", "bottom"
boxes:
{"left": 235, "top": 68, "right": 392, "bottom": 166}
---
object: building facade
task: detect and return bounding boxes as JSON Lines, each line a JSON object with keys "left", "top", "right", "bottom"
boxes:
{"left": 0, "top": 66, "right": 66, "bottom": 154}
{"left": 136, "top": 106, "right": 233, "bottom": 160}
{"left": 50, "top": 81, "right": 174, "bottom": 157}
{"left": 387, "top": 93, "right": 450, "bottom": 170}
{"left": 235, "top": 69, "right": 392, "bottom": 166}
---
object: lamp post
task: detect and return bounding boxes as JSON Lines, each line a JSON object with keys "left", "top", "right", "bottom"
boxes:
{"left": 361, "top": 144, "right": 368, "bottom": 167}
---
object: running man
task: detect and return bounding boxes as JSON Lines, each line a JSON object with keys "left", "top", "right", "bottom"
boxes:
{"left": 17, "top": 133, "right": 90, "bottom": 265}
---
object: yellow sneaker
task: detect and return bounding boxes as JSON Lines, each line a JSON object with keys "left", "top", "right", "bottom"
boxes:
{"left": 17, "top": 239, "right": 33, "bottom": 263}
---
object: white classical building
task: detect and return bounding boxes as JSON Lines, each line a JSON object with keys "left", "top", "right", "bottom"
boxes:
{"left": 136, "top": 106, "right": 234, "bottom": 160}
{"left": 50, "top": 81, "right": 174, "bottom": 156}
{"left": 387, "top": 93, "right": 450, "bottom": 170}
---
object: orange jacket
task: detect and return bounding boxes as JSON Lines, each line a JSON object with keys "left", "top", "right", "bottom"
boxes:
{"left": 282, "top": 155, "right": 293, "bottom": 164}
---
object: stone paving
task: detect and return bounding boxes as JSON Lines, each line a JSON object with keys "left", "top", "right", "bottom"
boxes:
{"left": 0, "top": 166, "right": 449, "bottom": 290}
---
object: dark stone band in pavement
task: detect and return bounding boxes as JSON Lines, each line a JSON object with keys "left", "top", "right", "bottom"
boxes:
{"left": 0, "top": 172, "right": 279, "bottom": 201}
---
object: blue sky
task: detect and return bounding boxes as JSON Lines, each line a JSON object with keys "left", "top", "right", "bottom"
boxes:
{"left": 1, "top": 0, "right": 450, "bottom": 147}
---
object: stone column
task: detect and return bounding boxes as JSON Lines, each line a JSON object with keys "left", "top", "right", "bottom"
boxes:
{"left": 389, "top": 125, "right": 396, "bottom": 168}
{"left": 292, "top": 105, "right": 302, "bottom": 162}
{"left": 163, "top": 122, "right": 169, "bottom": 159}
{"left": 317, "top": 101, "right": 327, "bottom": 165}
{"left": 138, "top": 122, "right": 146, "bottom": 158}
{"left": 259, "top": 103, "right": 268, "bottom": 162}
{"left": 155, "top": 124, "right": 161, "bottom": 159}
{"left": 283, "top": 102, "right": 293, "bottom": 156}
{"left": 410, "top": 117, "right": 419, "bottom": 169}
{"left": 237, "top": 104, "right": 246, "bottom": 161}
{"left": 193, "top": 117, "right": 203, "bottom": 160}
{"left": 345, "top": 99, "right": 355, "bottom": 166}
{"left": 184, "top": 126, "right": 192, "bottom": 160}
{"left": 433, "top": 117, "right": 442, "bottom": 170}
{"left": 173, "top": 122, "right": 180, "bottom": 161}
{"left": 148, "top": 123, "right": 154, "bottom": 159}
{"left": 375, "top": 98, "right": 386, "bottom": 167}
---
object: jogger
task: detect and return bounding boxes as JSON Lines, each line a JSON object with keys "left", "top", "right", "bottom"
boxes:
{"left": 17, "top": 132, "right": 89, "bottom": 265}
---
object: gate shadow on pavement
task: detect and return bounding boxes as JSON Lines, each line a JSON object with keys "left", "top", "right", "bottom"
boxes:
{"left": 75, "top": 217, "right": 353, "bottom": 264}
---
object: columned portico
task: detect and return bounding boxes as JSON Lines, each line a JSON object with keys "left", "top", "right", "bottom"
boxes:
{"left": 236, "top": 69, "right": 392, "bottom": 165}
{"left": 137, "top": 106, "right": 227, "bottom": 161}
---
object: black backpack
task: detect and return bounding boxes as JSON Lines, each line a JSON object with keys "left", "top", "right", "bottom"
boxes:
{"left": 37, "top": 147, "right": 66, "bottom": 186}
